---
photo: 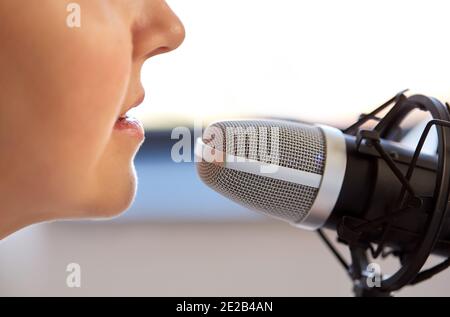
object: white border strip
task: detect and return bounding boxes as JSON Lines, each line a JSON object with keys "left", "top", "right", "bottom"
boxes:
{"left": 195, "top": 138, "right": 322, "bottom": 188}
{"left": 294, "top": 125, "right": 347, "bottom": 230}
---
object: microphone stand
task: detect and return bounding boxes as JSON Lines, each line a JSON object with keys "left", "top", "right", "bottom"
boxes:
{"left": 317, "top": 91, "right": 450, "bottom": 297}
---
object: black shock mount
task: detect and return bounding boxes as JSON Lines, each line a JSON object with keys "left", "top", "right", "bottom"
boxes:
{"left": 317, "top": 90, "right": 450, "bottom": 296}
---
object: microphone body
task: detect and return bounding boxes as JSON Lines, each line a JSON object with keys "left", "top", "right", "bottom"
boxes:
{"left": 328, "top": 134, "right": 450, "bottom": 256}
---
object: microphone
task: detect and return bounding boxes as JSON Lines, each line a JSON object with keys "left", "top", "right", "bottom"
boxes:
{"left": 195, "top": 119, "right": 449, "bottom": 256}
{"left": 194, "top": 92, "right": 450, "bottom": 295}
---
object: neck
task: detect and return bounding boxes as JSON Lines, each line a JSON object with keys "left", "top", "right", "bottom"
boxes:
{"left": 0, "top": 199, "right": 49, "bottom": 240}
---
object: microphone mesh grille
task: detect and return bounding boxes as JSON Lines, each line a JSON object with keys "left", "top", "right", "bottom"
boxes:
{"left": 197, "top": 120, "right": 327, "bottom": 223}
{"left": 205, "top": 120, "right": 325, "bottom": 174}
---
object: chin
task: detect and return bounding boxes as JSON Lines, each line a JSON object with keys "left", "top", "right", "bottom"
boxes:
{"left": 78, "top": 164, "right": 139, "bottom": 220}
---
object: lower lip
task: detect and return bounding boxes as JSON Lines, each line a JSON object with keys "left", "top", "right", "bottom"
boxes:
{"left": 114, "top": 116, "right": 145, "bottom": 140}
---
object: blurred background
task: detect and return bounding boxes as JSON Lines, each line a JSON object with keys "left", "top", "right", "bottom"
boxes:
{"left": 1, "top": 0, "right": 450, "bottom": 296}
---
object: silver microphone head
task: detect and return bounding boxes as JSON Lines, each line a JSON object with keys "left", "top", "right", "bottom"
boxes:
{"left": 195, "top": 119, "right": 347, "bottom": 230}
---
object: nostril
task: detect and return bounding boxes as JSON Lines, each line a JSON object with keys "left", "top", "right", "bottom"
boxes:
{"left": 156, "top": 47, "right": 170, "bottom": 55}
{"left": 140, "top": 46, "right": 170, "bottom": 60}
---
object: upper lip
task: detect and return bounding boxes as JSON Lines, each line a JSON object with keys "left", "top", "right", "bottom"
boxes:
{"left": 119, "top": 94, "right": 145, "bottom": 118}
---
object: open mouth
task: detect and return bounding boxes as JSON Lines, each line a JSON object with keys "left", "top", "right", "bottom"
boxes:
{"left": 114, "top": 94, "right": 146, "bottom": 139}
{"left": 114, "top": 114, "right": 145, "bottom": 140}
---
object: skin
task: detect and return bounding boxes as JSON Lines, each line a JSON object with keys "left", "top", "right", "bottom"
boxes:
{"left": 0, "top": 0, "right": 185, "bottom": 239}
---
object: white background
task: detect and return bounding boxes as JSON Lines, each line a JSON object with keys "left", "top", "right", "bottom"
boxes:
{"left": 133, "top": 0, "right": 450, "bottom": 128}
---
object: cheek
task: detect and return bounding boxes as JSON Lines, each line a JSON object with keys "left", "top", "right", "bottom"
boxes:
{"left": 37, "top": 40, "right": 132, "bottom": 191}
{"left": 59, "top": 45, "right": 132, "bottom": 161}
{"left": 2, "top": 21, "right": 132, "bottom": 207}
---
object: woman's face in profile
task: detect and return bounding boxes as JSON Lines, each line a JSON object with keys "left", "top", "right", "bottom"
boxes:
{"left": 0, "top": 0, "right": 185, "bottom": 236}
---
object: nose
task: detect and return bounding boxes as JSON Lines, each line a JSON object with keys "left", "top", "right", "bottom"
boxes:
{"left": 132, "top": 0, "right": 186, "bottom": 61}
